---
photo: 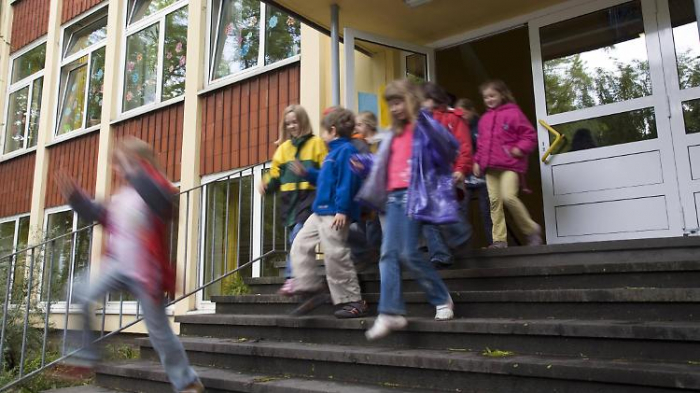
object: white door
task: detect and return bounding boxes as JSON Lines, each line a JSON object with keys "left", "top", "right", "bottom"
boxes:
{"left": 530, "top": 0, "right": 688, "bottom": 243}
{"left": 656, "top": 0, "right": 700, "bottom": 233}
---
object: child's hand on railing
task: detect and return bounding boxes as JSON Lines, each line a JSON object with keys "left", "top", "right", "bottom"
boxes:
{"left": 257, "top": 180, "right": 268, "bottom": 195}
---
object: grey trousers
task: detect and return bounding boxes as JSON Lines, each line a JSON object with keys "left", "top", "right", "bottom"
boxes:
{"left": 76, "top": 265, "right": 199, "bottom": 392}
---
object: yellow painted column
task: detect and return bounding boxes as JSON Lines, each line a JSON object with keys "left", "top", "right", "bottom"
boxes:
{"left": 88, "top": 0, "right": 126, "bottom": 282}
{"left": 174, "top": 0, "right": 207, "bottom": 315}
{"left": 0, "top": 0, "right": 13, "bottom": 133}
{"left": 27, "top": 0, "right": 61, "bottom": 242}
{"left": 300, "top": 25, "right": 326, "bottom": 134}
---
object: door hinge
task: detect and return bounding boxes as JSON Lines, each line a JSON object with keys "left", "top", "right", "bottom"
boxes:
{"left": 683, "top": 228, "right": 700, "bottom": 236}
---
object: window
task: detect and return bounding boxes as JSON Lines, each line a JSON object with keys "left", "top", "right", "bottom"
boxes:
{"left": 40, "top": 209, "right": 91, "bottom": 305}
{"left": 208, "top": 0, "right": 300, "bottom": 83}
{"left": 56, "top": 11, "right": 108, "bottom": 136}
{"left": 0, "top": 216, "right": 30, "bottom": 305}
{"left": 199, "top": 164, "right": 285, "bottom": 303}
{"left": 3, "top": 42, "right": 46, "bottom": 155}
{"left": 538, "top": 0, "right": 658, "bottom": 154}
{"left": 122, "top": 0, "right": 188, "bottom": 113}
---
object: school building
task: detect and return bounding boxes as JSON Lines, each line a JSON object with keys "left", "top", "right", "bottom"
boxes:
{"left": 0, "top": 0, "right": 697, "bottom": 324}
{"left": 0, "top": 0, "right": 698, "bottom": 391}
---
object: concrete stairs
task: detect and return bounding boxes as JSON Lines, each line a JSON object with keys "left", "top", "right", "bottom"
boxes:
{"left": 47, "top": 237, "right": 700, "bottom": 392}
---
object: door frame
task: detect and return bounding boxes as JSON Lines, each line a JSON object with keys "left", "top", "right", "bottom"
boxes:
{"left": 342, "top": 28, "right": 436, "bottom": 111}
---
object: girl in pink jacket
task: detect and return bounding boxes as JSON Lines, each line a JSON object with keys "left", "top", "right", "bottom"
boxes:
{"left": 473, "top": 80, "right": 542, "bottom": 248}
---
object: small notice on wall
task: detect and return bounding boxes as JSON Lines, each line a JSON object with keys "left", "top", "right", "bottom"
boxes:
{"left": 358, "top": 92, "right": 378, "bottom": 116}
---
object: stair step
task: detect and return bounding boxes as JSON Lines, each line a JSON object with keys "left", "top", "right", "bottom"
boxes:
{"left": 95, "top": 360, "right": 429, "bottom": 393}
{"left": 249, "top": 261, "right": 700, "bottom": 293}
{"left": 213, "top": 288, "right": 700, "bottom": 320}
{"left": 136, "top": 337, "right": 700, "bottom": 392}
{"left": 42, "top": 387, "right": 121, "bottom": 393}
{"left": 177, "top": 314, "right": 700, "bottom": 363}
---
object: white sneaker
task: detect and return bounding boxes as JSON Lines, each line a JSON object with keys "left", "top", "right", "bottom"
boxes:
{"left": 435, "top": 296, "right": 454, "bottom": 321}
{"left": 365, "top": 314, "right": 408, "bottom": 341}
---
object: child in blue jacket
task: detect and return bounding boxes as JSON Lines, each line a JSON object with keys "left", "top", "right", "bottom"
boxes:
{"left": 288, "top": 107, "right": 368, "bottom": 318}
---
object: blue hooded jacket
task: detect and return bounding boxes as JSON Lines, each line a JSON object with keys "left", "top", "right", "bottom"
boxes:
{"left": 305, "top": 138, "right": 361, "bottom": 220}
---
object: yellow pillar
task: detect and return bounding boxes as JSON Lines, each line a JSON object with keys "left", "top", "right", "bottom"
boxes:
{"left": 27, "top": 0, "right": 61, "bottom": 242}
{"left": 174, "top": 0, "right": 207, "bottom": 315}
{"left": 0, "top": 0, "right": 13, "bottom": 136}
{"left": 88, "top": 0, "right": 126, "bottom": 282}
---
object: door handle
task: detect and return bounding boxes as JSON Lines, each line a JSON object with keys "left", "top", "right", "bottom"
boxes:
{"left": 539, "top": 120, "right": 565, "bottom": 164}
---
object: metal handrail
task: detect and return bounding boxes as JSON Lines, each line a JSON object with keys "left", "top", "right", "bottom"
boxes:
{"left": 0, "top": 161, "right": 285, "bottom": 392}
{"left": 0, "top": 249, "right": 285, "bottom": 392}
{"left": 539, "top": 119, "right": 566, "bottom": 164}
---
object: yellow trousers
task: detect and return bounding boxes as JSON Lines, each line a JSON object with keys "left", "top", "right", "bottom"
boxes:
{"left": 485, "top": 169, "right": 538, "bottom": 243}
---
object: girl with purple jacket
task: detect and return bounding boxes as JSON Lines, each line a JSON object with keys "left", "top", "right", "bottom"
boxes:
{"left": 355, "top": 80, "right": 458, "bottom": 340}
{"left": 473, "top": 80, "right": 542, "bottom": 248}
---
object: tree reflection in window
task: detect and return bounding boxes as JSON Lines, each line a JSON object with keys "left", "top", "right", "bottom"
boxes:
{"left": 264, "top": 4, "right": 300, "bottom": 65}
{"left": 162, "top": 6, "right": 188, "bottom": 101}
{"left": 541, "top": 1, "right": 651, "bottom": 115}
{"left": 211, "top": 0, "right": 260, "bottom": 80}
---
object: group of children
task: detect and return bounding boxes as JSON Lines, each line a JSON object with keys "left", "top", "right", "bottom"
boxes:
{"left": 58, "top": 77, "right": 540, "bottom": 392}
{"left": 260, "top": 78, "right": 541, "bottom": 340}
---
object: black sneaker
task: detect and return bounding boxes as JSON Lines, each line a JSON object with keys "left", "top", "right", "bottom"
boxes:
{"left": 334, "top": 300, "right": 369, "bottom": 319}
{"left": 430, "top": 259, "right": 453, "bottom": 270}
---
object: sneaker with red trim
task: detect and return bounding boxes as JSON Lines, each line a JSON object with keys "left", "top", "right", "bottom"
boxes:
{"left": 333, "top": 300, "right": 369, "bottom": 319}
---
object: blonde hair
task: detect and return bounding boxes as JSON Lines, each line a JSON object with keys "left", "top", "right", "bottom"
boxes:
{"left": 120, "top": 137, "right": 161, "bottom": 171}
{"left": 276, "top": 105, "right": 313, "bottom": 145}
{"left": 479, "top": 79, "right": 516, "bottom": 106}
{"left": 383, "top": 79, "right": 422, "bottom": 133}
{"left": 356, "top": 111, "right": 377, "bottom": 133}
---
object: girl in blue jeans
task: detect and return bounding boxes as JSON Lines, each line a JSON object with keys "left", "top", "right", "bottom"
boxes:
{"left": 354, "top": 80, "right": 460, "bottom": 340}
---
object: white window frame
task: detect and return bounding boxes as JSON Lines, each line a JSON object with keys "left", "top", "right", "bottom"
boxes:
{"left": 196, "top": 163, "right": 271, "bottom": 310}
{"left": 204, "top": 0, "right": 302, "bottom": 88}
{"left": 40, "top": 206, "right": 89, "bottom": 313}
{"left": 119, "top": 0, "right": 189, "bottom": 116}
{"left": 53, "top": 4, "right": 109, "bottom": 141}
{"left": 2, "top": 39, "right": 46, "bottom": 158}
{"left": 0, "top": 213, "right": 31, "bottom": 306}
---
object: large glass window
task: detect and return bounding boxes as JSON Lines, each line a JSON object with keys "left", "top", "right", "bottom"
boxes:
{"left": 3, "top": 43, "right": 46, "bottom": 155}
{"left": 541, "top": 1, "right": 651, "bottom": 115}
{"left": 0, "top": 216, "right": 30, "bottom": 305}
{"left": 122, "top": 0, "right": 188, "bottom": 113}
{"left": 40, "top": 210, "right": 91, "bottom": 305}
{"left": 209, "top": 1, "right": 300, "bottom": 83}
{"left": 200, "top": 164, "right": 285, "bottom": 301}
{"left": 56, "top": 12, "right": 108, "bottom": 136}
{"left": 539, "top": 0, "right": 659, "bottom": 155}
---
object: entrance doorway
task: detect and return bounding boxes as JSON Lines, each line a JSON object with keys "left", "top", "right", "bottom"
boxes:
{"left": 436, "top": 26, "right": 544, "bottom": 247}
{"left": 530, "top": 0, "right": 700, "bottom": 243}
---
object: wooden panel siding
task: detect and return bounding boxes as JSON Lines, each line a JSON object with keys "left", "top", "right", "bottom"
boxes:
{"left": 112, "top": 103, "right": 184, "bottom": 186}
{"left": 45, "top": 133, "right": 100, "bottom": 208}
{"left": 62, "top": 0, "right": 105, "bottom": 24}
{"left": 200, "top": 62, "right": 300, "bottom": 175}
{"left": 10, "top": 0, "right": 51, "bottom": 53}
{"left": 0, "top": 153, "right": 35, "bottom": 217}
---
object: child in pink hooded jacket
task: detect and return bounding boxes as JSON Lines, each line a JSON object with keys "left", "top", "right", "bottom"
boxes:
{"left": 473, "top": 80, "right": 542, "bottom": 248}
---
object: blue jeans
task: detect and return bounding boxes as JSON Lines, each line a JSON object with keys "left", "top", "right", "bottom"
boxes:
{"left": 378, "top": 190, "right": 451, "bottom": 315}
{"left": 465, "top": 183, "right": 493, "bottom": 244}
{"left": 76, "top": 265, "right": 199, "bottom": 391}
{"left": 348, "top": 216, "right": 382, "bottom": 262}
{"left": 422, "top": 199, "right": 472, "bottom": 266}
{"left": 284, "top": 222, "right": 304, "bottom": 278}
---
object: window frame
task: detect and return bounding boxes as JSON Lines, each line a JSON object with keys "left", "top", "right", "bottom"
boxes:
{"left": 119, "top": 0, "right": 189, "bottom": 116}
{"left": 40, "top": 206, "right": 90, "bottom": 313}
{"left": 196, "top": 163, "right": 277, "bottom": 310}
{"left": 2, "top": 39, "right": 47, "bottom": 158}
{"left": 54, "top": 5, "right": 109, "bottom": 141}
{"left": 0, "top": 213, "right": 31, "bottom": 306}
{"left": 204, "top": 0, "right": 301, "bottom": 88}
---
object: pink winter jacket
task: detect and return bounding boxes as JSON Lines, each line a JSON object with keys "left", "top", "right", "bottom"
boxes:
{"left": 475, "top": 103, "right": 537, "bottom": 174}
